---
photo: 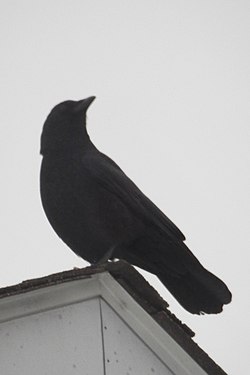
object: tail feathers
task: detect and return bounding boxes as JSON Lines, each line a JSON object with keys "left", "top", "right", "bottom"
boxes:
{"left": 120, "top": 236, "right": 232, "bottom": 314}
{"left": 158, "top": 266, "right": 232, "bottom": 314}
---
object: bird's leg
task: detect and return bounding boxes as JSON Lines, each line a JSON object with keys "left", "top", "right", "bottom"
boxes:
{"left": 94, "top": 245, "right": 116, "bottom": 266}
{"left": 93, "top": 235, "right": 133, "bottom": 266}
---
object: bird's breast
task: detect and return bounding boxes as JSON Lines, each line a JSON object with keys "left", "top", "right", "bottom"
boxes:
{"left": 40, "top": 156, "right": 144, "bottom": 262}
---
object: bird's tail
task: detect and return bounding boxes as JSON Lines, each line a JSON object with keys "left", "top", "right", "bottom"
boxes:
{"left": 122, "top": 237, "right": 232, "bottom": 314}
{"left": 157, "top": 265, "right": 232, "bottom": 314}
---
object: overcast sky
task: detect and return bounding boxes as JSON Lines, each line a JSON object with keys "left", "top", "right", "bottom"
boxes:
{"left": 1, "top": 1, "right": 249, "bottom": 374}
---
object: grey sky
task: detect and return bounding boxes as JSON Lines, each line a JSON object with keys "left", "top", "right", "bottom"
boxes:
{"left": 1, "top": 1, "right": 249, "bottom": 374}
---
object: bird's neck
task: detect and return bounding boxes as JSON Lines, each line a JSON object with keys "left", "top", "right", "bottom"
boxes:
{"left": 42, "top": 135, "right": 97, "bottom": 159}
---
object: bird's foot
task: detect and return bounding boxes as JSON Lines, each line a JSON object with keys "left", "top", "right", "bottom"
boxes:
{"left": 93, "top": 246, "right": 116, "bottom": 266}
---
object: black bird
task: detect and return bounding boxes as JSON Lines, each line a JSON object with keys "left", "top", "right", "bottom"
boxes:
{"left": 40, "top": 97, "right": 232, "bottom": 314}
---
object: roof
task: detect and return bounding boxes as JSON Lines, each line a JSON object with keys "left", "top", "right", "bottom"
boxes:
{"left": 0, "top": 260, "right": 227, "bottom": 375}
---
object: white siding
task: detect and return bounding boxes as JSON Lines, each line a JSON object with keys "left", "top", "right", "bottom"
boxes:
{"left": 0, "top": 298, "right": 104, "bottom": 375}
{"left": 101, "top": 299, "right": 173, "bottom": 375}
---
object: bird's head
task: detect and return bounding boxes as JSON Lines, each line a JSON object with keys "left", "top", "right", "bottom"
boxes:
{"left": 40, "top": 96, "right": 96, "bottom": 155}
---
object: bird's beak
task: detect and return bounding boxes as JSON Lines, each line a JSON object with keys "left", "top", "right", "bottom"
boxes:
{"left": 74, "top": 96, "right": 96, "bottom": 113}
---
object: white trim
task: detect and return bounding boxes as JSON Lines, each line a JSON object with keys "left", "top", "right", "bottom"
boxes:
{"left": 98, "top": 273, "right": 208, "bottom": 375}
{"left": 0, "top": 276, "right": 100, "bottom": 323}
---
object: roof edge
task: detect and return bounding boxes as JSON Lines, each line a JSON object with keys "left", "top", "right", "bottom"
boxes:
{"left": 0, "top": 261, "right": 228, "bottom": 375}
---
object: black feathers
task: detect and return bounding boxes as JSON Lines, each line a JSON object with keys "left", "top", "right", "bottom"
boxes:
{"left": 40, "top": 97, "right": 232, "bottom": 314}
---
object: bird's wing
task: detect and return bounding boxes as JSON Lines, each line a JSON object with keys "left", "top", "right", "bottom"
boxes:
{"left": 82, "top": 152, "right": 185, "bottom": 241}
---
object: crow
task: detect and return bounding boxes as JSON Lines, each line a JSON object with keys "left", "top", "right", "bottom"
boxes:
{"left": 40, "top": 97, "right": 232, "bottom": 314}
